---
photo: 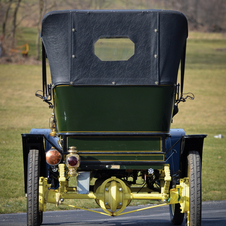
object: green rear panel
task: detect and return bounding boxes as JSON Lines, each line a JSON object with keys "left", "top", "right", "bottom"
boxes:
{"left": 68, "top": 136, "right": 161, "bottom": 152}
{"left": 68, "top": 136, "right": 165, "bottom": 170}
{"left": 54, "top": 85, "right": 175, "bottom": 133}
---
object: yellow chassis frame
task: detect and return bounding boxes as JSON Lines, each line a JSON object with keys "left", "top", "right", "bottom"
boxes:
{"left": 39, "top": 164, "right": 189, "bottom": 217}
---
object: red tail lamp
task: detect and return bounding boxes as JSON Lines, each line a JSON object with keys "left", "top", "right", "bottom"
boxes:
{"left": 68, "top": 156, "right": 78, "bottom": 167}
{"left": 66, "top": 146, "right": 80, "bottom": 177}
{"left": 46, "top": 147, "right": 62, "bottom": 166}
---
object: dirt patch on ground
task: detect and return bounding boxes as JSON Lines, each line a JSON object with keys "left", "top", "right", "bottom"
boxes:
{"left": 215, "top": 48, "right": 226, "bottom": 52}
{"left": 0, "top": 55, "right": 41, "bottom": 65}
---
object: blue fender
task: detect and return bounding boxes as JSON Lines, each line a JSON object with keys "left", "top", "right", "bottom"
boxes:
{"left": 21, "top": 129, "right": 61, "bottom": 194}
{"left": 165, "top": 129, "right": 185, "bottom": 175}
{"left": 165, "top": 129, "right": 206, "bottom": 178}
{"left": 30, "top": 128, "right": 60, "bottom": 151}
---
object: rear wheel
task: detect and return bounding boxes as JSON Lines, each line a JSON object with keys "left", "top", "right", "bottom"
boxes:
{"left": 186, "top": 150, "right": 202, "bottom": 226}
{"left": 169, "top": 203, "right": 184, "bottom": 225}
{"left": 27, "top": 149, "right": 43, "bottom": 226}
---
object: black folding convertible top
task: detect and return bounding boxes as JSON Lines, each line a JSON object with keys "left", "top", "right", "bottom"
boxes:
{"left": 41, "top": 10, "right": 188, "bottom": 87}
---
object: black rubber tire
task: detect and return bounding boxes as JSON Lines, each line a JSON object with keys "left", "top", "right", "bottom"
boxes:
{"left": 169, "top": 203, "right": 184, "bottom": 225}
{"left": 27, "top": 149, "right": 43, "bottom": 226}
{"left": 39, "top": 212, "right": 43, "bottom": 225}
{"left": 186, "top": 150, "right": 202, "bottom": 226}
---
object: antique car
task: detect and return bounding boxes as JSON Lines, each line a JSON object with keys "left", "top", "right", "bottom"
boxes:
{"left": 22, "top": 9, "right": 206, "bottom": 226}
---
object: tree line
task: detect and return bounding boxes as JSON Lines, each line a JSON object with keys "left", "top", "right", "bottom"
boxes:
{"left": 0, "top": 0, "right": 226, "bottom": 59}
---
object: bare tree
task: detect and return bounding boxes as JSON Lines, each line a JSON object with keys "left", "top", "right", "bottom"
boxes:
{"left": 198, "top": 0, "right": 225, "bottom": 31}
{"left": 36, "top": 0, "right": 56, "bottom": 60}
{"left": 1, "top": 0, "right": 225, "bottom": 60}
{"left": 63, "top": 0, "right": 93, "bottom": 9}
{"left": 0, "top": 0, "right": 24, "bottom": 49}
{"left": 11, "top": 0, "right": 21, "bottom": 48}
{"left": 92, "top": 0, "right": 112, "bottom": 9}
{"left": 36, "top": 0, "right": 45, "bottom": 60}
{"left": 2, "top": 0, "right": 13, "bottom": 37}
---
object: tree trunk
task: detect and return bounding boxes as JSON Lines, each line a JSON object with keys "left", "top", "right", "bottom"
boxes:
{"left": 36, "top": 0, "right": 44, "bottom": 60}
{"left": 2, "top": 0, "right": 13, "bottom": 36}
{"left": 11, "top": 0, "right": 22, "bottom": 48}
{"left": 36, "top": 27, "right": 41, "bottom": 60}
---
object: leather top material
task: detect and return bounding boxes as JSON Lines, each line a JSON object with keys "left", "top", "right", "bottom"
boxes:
{"left": 41, "top": 10, "right": 188, "bottom": 87}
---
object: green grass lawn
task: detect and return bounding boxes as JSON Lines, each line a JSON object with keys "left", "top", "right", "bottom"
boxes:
{"left": 0, "top": 31, "right": 226, "bottom": 213}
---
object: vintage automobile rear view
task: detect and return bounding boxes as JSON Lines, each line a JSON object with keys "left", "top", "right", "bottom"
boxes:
{"left": 22, "top": 9, "right": 206, "bottom": 226}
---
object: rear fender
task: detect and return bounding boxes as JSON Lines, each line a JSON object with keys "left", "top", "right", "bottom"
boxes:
{"left": 165, "top": 129, "right": 185, "bottom": 175}
{"left": 180, "top": 134, "right": 207, "bottom": 178}
{"left": 21, "top": 129, "right": 60, "bottom": 194}
{"left": 165, "top": 130, "right": 206, "bottom": 179}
